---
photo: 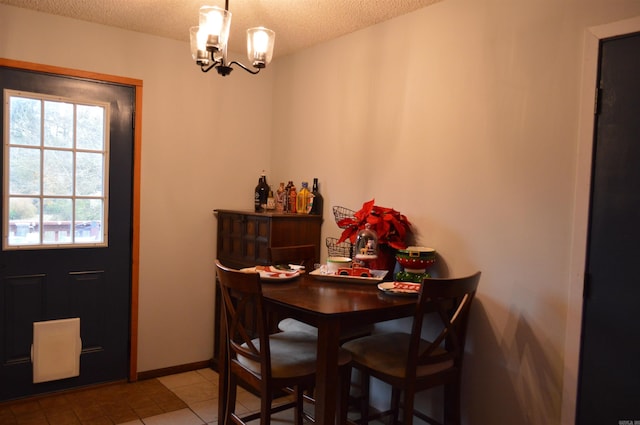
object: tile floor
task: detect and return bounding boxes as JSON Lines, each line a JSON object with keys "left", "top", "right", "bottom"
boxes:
{"left": 0, "top": 368, "right": 318, "bottom": 425}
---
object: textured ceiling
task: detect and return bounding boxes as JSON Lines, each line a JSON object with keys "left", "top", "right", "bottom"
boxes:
{"left": 0, "top": 0, "right": 442, "bottom": 58}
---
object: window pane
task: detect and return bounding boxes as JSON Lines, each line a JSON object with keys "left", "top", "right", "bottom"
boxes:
{"left": 9, "top": 147, "right": 40, "bottom": 195}
{"left": 43, "top": 150, "right": 73, "bottom": 196}
{"left": 9, "top": 96, "right": 41, "bottom": 146}
{"left": 43, "top": 198, "right": 72, "bottom": 244}
{"left": 77, "top": 105, "right": 105, "bottom": 150}
{"left": 8, "top": 197, "right": 41, "bottom": 245}
{"left": 4, "top": 91, "right": 108, "bottom": 250}
{"left": 44, "top": 100, "right": 74, "bottom": 148}
{"left": 76, "top": 152, "right": 103, "bottom": 196}
{"left": 76, "top": 199, "right": 103, "bottom": 243}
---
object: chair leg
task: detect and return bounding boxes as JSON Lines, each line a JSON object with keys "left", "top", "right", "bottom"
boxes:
{"left": 294, "top": 385, "right": 304, "bottom": 425}
{"left": 224, "top": 373, "right": 237, "bottom": 425}
{"left": 360, "top": 368, "right": 371, "bottom": 425}
{"left": 338, "top": 364, "right": 351, "bottom": 424}
{"left": 443, "top": 382, "right": 461, "bottom": 425}
{"left": 260, "top": 391, "right": 272, "bottom": 425}
{"left": 401, "top": 389, "right": 414, "bottom": 425}
{"left": 390, "top": 388, "right": 401, "bottom": 425}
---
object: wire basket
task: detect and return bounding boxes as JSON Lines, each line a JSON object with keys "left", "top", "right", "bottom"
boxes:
{"left": 332, "top": 206, "right": 356, "bottom": 229}
{"left": 326, "top": 237, "right": 353, "bottom": 258}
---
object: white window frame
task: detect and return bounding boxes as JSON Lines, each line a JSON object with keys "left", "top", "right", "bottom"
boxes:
{"left": 3, "top": 89, "right": 110, "bottom": 250}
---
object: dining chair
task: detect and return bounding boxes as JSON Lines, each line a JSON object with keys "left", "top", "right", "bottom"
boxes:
{"left": 269, "top": 244, "right": 317, "bottom": 272}
{"left": 269, "top": 245, "right": 323, "bottom": 335}
{"left": 215, "top": 260, "right": 352, "bottom": 425}
{"left": 342, "top": 271, "right": 481, "bottom": 425}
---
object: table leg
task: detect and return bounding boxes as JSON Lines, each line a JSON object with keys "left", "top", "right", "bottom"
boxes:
{"left": 218, "top": 313, "right": 228, "bottom": 425}
{"left": 315, "top": 317, "right": 342, "bottom": 425}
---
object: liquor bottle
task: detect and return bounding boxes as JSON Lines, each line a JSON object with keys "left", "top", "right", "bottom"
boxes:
{"left": 275, "top": 182, "right": 286, "bottom": 212}
{"left": 296, "top": 182, "right": 311, "bottom": 214}
{"left": 288, "top": 183, "right": 297, "bottom": 214}
{"left": 254, "top": 175, "right": 263, "bottom": 212}
{"left": 267, "top": 186, "right": 276, "bottom": 210}
{"left": 255, "top": 171, "right": 269, "bottom": 212}
{"left": 284, "top": 181, "right": 293, "bottom": 212}
{"left": 310, "top": 178, "right": 323, "bottom": 216}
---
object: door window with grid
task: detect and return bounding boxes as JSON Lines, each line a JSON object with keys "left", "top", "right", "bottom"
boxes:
{"left": 3, "top": 90, "right": 109, "bottom": 249}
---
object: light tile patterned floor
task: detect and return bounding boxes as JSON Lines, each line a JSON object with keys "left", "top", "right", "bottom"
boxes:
{"left": 0, "top": 368, "right": 367, "bottom": 425}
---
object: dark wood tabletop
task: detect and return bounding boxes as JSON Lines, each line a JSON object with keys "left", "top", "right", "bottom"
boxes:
{"left": 262, "top": 274, "right": 416, "bottom": 323}
{"left": 261, "top": 273, "right": 417, "bottom": 425}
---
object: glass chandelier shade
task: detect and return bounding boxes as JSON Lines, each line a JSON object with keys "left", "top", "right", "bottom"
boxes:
{"left": 199, "top": 6, "right": 231, "bottom": 52}
{"left": 247, "top": 27, "right": 275, "bottom": 68}
{"left": 190, "top": 26, "right": 209, "bottom": 65}
{"left": 190, "top": 3, "right": 275, "bottom": 76}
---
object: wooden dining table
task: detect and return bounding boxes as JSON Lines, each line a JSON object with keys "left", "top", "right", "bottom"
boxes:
{"left": 217, "top": 271, "right": 417, "bottom": 425}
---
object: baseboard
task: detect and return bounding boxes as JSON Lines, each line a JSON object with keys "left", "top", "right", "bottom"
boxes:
{"left": 136, "top": 359, "right": 214, "bottom": 381}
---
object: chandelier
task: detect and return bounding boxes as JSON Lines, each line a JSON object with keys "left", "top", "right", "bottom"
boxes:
{"left": 190, "top": 1, "right": 275, "bottom": 77}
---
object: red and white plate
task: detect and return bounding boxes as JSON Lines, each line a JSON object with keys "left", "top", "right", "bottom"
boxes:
{"left": 377, "top": 281, "right": 421, "bottom": 295}
{"left": 240, "top": 266, "right": 300, "bottom": 282}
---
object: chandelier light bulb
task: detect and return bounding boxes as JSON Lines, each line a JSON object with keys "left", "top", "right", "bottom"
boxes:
{"left": 253, "top": 30, "right": 269, "bottom": 53}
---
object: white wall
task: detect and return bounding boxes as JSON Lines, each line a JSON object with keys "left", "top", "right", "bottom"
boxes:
{"left": 3, "top": 0, "right": 640, "bottom": 423}
{"left": 1, "top": 4, "right": 274, "bottom": 372}
{"left": 269, "top": 0, "right": 640, "bottom": 424}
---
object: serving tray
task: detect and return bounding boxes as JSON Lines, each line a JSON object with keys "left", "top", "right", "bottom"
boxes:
{"left": 309, "top": 268, "right": 388, "bottom": 284}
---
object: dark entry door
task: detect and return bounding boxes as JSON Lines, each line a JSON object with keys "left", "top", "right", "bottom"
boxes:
{"left": 577, "top": 32, "right": 640, "bottom": 424}
{"left": 0, "top": 67, "right": 134, "bottom": 400}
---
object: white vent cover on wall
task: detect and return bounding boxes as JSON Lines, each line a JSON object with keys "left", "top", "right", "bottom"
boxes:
{"left": 31, "top": 318, "right": 82, "bottom": 383}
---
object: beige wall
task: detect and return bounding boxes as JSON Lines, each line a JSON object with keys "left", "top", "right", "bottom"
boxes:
{"left": 3, "top": 0, "right": 640, "bottom": 423}
{"left": 1, "top": 4, "right": 274, "bottom": 373}
{"left": 269, "top": 1, "right": 640, "bottom": 424}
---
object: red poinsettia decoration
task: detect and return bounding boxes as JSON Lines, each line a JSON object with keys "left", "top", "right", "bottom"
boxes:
{"left": 337, "top": 199, "right": 412, "bottom": 250}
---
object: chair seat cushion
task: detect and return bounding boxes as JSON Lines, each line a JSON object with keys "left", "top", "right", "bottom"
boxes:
{"left": 239, "top": 331, "right": 351, "bottom": 378}
{"left": 342, "top": 332, "right": 454, "bottom": 378}
{"left": 278, "top": 318, "right": 318, "bottom": 335}
{"left": 278, "top": 318, "right": 373, "bottom": 341}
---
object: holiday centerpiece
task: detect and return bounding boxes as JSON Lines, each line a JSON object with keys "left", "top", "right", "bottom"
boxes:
{"left": 335, "top": 199, "right": 412, "bottom": 273}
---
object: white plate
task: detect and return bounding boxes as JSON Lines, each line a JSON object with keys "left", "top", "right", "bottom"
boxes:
{"left": 309, "top": 268, "right": 388, "bottom": 284}
{"left": 377, "top": 281, "right": 421, "bottom": 296}
{"left": 240, "top": 266, "right": 301, "bottom": 282}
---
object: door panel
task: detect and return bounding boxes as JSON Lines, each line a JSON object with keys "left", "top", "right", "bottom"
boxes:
{"left": 0, "top": 67, "right": 134, "bottom": 400}
{"left": 577, "top": 32, "right": 640, "bottom": 423}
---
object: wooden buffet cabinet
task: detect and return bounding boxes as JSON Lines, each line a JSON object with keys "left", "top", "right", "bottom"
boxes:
{"left": 215, "top": 209, "right": 322, "bottom": 269}
{"left": 212, "top": 209, "right": 323, "bottom": 367}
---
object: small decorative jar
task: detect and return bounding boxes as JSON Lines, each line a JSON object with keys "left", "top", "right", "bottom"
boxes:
{"left": 354, "top": 224, "right": 378, "bottom": 266}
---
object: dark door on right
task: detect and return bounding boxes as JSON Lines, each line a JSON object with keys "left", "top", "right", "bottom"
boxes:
{"left": 577, "top": 32, "right": 640, "bottom": 424}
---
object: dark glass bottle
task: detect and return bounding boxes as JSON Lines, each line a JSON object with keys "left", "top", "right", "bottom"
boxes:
{"left": 254, "top": 176, "right": 263, "bottom": 212}
{"left": 310, "top": 178, "right": 323, "bottom": 216}
{"left": 254, "top": 172, "right": 269, "bottom": 212}
{"left": 258, "top": 173, "right": 269, "bottom": 211}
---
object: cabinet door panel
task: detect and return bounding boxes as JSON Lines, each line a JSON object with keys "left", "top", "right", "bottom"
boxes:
{"left": 270, "top": 217, "right": 322, "bottom": 248}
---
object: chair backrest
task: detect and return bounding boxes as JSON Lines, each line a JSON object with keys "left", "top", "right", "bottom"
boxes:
{"left": 409, "top": 272, "right": 481, "bottom": 375}
{"left": 215, "top": 260, "right": 272, "bottom": 380}
{"left": 269, "top": 245, "right": 316, "bottom": 272}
